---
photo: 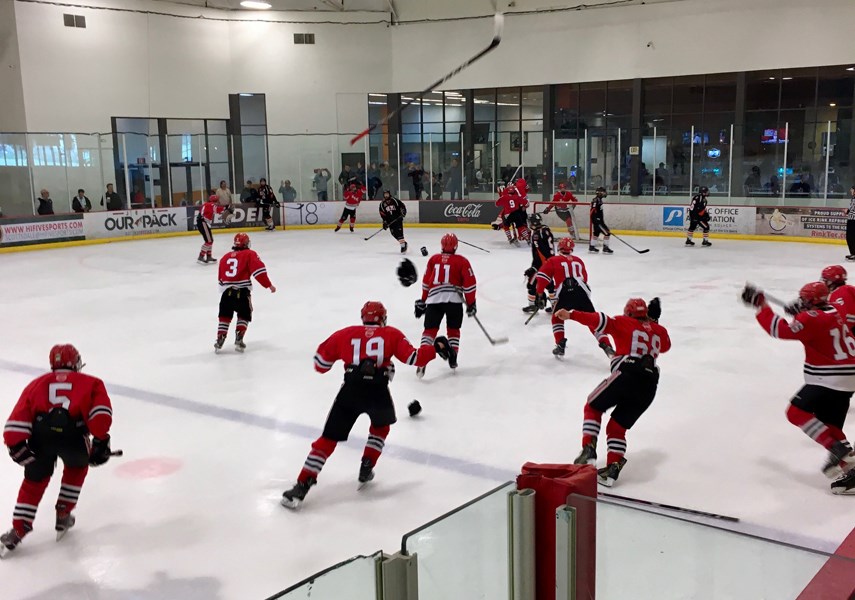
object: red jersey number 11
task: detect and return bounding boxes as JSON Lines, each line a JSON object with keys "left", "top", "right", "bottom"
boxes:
{"left": 433, "top": 264, "right": 451, "bottom": 285}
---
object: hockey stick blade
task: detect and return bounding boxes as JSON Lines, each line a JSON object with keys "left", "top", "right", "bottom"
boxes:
{"left": 610, "top": 232, "right": 649, "bottom": 254}
{"left": 110, "top": 449, "right": 124, "bottom": 457}
{"left": 599, "top": 492, "right": 739, "bottom": 522}
{"left": 350, "top": 13, "right": 504, "bottom": 146}
{"left": 473, "top": 314, "right": 508, "bottom": 345}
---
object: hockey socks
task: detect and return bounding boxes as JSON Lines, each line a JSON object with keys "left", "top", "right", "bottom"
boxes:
{"left": 581, "top": 404, "right": 603, "bottom": 448}
{"left": 605, "top": 419, "right": 627, "bottom": 465}
{"left": 551, "top": 316, "right": 565, "bottom": 344}
{"left": 298, "top": 437, "right": 338, "bottom": 484}
{"left": 55, "top": 466, "right": 87, "bottom": 517}
{"left": 786, "top": 404, "right": 839, "bottom": 450}
{"left": 12, "top": 477, "right": 49, "bottom": 537}
{"left": 362, "top": 425, "right": 390, "bottom": 467}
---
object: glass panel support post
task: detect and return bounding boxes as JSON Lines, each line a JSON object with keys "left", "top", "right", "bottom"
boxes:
{"left": 552, "top": 129, "right": 556, "bottom": 196}
{"left": 461, "top": 135, "right": 464, "bottom": 199}
{"left": 492, "top": 130, "right": 497, "bottom": 195}
{"left": 728, "top": 124, "right": 734, "bottom": 204}
{"left": 197, "top": 135, "right": 205, "bottom": 206}
{"left": 331, "top": 136, "right": 337, "bottom": 202}
{"left": 429, "top": 133, "right": 434, "bottom": 200}
{"left": 583, "top": 130, "right": 588, "bottom": 199}
{"left": 26, "top": 133, "right": 36, "bottom": 215}
{"left": 508, "top": 488, "right": 536, "bottom": 600}
{"left": 97, "top": 133, "right": 106, "bottom": 202}
{"left": 121, "top": 133, "right": 131, "bottom": 210}
{"left": 616, "top": 128, "right": 621, "bottom": 199}
{"left": 555, "top": 505, "right": 578, "bottom": 600}
{"left": 379, "top": 551, "right": 419, "bottom": 600}
{"left": 397, "top": 132, "right": 403, "bottom": 200}
{"left": 688, "top": 125, "right": 695, "bottom": 199}
{"left": 781, "top": 122, "right": 789, "bottom": 203}
{"left": 652, "top": 127, "right": 657, "bottom": 202}
{"left": 824, "top": 120, "right": 832, "bottom": 204}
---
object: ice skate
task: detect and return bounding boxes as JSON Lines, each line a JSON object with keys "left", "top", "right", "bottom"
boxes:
{"left": 685, "top": 238, "right": 695, "bottom": 246}
{"left": 702, "top": 239, "right": 712, "bottom": 247}
{"left": 197, "top": 255, "right": 207, "bottom": 264}
{"left": 349, "top": 224, "right": 354, "bottom": 233}
{"left": 234, "top": 335, "right": 246, "bottom": 353}
{"left": 416, "top": 366, "right": 426, "bottom": 379}
{"left": 214, "top": 335, "right": 226, "bottom": 353}
{"left": 822, "top": 441, "right": 855, "bottom": 479}
{"left": 599, "top": 340, "right": 616, "bottom": 358}
{"left": 55, "top": 512, "right": 75, "bottom": 541}
{"left": 574, "top": 443, "right": 597, "bottom": 466}
{"left": 589, "top": 245, "right": 599, "bottom": 253}
{"left": 281, "top": 478, "right": 315, "bottom": 509}
{"left": 522, "top": 304, "right": 538, "bottom": 313}
{"left": 447, "top": 346, "right": 458, "bottom": 370}
{"left": 0, "top": 527, "right": 27, "bottom": 558}
{"left": 357, "top": 457, "right": 375, "bottom": 489}
{"left": 334, "top": 224, "right": 341, "bottom": 232}
{"left": 831, "top": 468, "right": 855, "bottom": 495}
{"left": 401, "top": 242, "right": 408, "bottom": 253}
{"left": 205, "top": 255, "right": 217, "bottom": 264}
{"left": 846, "top": 255, "right": 855, "bottom": 262}
{"left": 597, "top": 458, "right": 627, "bottom": 487}
{"left": 553, "top": 339, "right": 567, "bottom": 357}
{"left": 602, "top": 246, "right": 614, "bottom": 254}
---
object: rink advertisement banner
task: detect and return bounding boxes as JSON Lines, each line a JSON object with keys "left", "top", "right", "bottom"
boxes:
{"left": 186, "top": 202, "right": 281, "bottom": 230}
{"left": 418, "top": 201, "right": 497, "bottom": 225}
{"left": 282, "top": 201, "right": 419, "bottom": 227}
{"left": 0, "top": 214, "right": 84, "bottom": 247}
{"left": 604, "top": 204, "right": 757, "bottom": 235}
{"left": 84, "top": 208, "right": 187, "bottom": 239}
{"left": 755, "top": 206, "right": 847, "bottom": 239}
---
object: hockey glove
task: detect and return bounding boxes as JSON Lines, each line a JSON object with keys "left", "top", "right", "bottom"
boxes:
{"left": 433, "top": 336, "right": 452, "bottom": 361}
{"left": 397, "top": 258, "right": 418, "bottom": 288}
{"left": 382, "top": 221, "right": 388, "bottom": 230}
{"left": 89, "top": 435, "right": 112, "bottom": 467}
{"left": 414, "top": 299, "right": 427, "bottom": 319}
{"left": 784, "top": 301, "right": 802, "bottom": 317}
{"left": 535, "top": 295, "right": 547, "bottom": 310}
{"left": 648, "top": 297, "right": 661, "bottom": 322}
{"left": 491, "top": 222, "right": 501, "bottom": 231}
{"left": 8, "top": 441, "right": 36, "bottom": 467}
{"left": 466, "top": 302, "right": 477, "bottom": 318}
{"left": 524, "top": 267, "right": 536, "bottom": 280}
{"left": 740, "top": 284, "right": 766, "bottom": 308}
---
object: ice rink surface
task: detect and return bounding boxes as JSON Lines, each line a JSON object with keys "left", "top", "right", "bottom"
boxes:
{"left": 1, "top": 227, "right": 853, "bottom": 599}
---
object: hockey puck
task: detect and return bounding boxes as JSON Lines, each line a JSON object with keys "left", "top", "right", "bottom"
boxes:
{"left": 420, "top": 246, "right": 428, "bottom": 257}
{"left": 408, "top": 400, "right": 422, "bottom": 417}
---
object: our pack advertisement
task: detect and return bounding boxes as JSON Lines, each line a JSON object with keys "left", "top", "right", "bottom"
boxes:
{"left": 418, "top": 201, "right": 497, "bottom": 225}
{"left": 187, "top": 202, "right": 281, "bottom": 230}
{"left": 84, "top": 208, "right": 187, "bottom": 239}
{"left": 756, "top": 206, "right": 847, "bottom": 239}
{"left": 0, "top": 215, "right": 85, "bottom": 248}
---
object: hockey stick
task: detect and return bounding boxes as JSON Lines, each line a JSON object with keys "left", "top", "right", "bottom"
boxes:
{"left": 350, "top": 13, "right": 504, "bottom": 146}
{"left": 473, "top": 313, "right": 509, "bottom": 345}
{"left": 459, "top": 239, "right": 491, "bottom": 253}
{"left": 364, "top": 215, "right": 404, "bottom": 241}
{"left": 524, "top": 306, "right": 539, "bottom": 325}
{"left": 608, "top": 231, "right": 650, "bottom": 254}
{"left": 110, "top": 450, "right": 124, "bottom": 457}
{"left": 598, "top": 492, "right": 739, "bottom": 523}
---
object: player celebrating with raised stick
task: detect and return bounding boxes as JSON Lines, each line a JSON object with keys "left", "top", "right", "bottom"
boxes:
{"left": 196, "top": 194, "right": 225, "bottom": 264}
{"left": 280, "top": 302, "right": 450, "bottom": 508}
{"left": 415, "top": 233, "right": 477, "bottom": 377}
{"left": 379, "top": 190, "right": 408, "bottom": 253}
{"left": 1, "top": 344, "right": 113, "bottom": 557}
{"left": 523, "top": 213, "right": 555, "bottom": 313}
{"left": 741, "top": 282, "right": 855, "bottom": 494}
{"left": 215, "top": 233, "right": 276, "bottom": 353}
{"left": 335, "top": 178, "right": 365, "bottom": 233}
{"left": 544, "top": 182, "right": 581, "bottom": 239}
{"left": 557, "top": 298, "right": 670, "bottom": 487}
{"left": 589, "top": 187, "right": 613, "bottom": 254}
{"left": 685, "top": 186, "right": 711, "bottom": 246}
{"left": 535, "top": 237, "right": 613, "bottom": 358}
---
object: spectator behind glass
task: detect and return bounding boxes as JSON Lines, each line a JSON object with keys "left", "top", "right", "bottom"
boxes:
{"left": 215, "top": 180, "right": 233, "bottom": 207}
{"left": 744, "top": 165, "right": 762, "bottom": 196}
{"left": 36, "top": 189, "right": 54, "bottom": 216}
{"left": 72, "top": 189, "right": 91, "bottom": 213}
{"left": 407, "top": 163, "right": 425, "bottom": 199}
{"left": 240, "top": 180, "right": 258, "bottom": 203}
{"left": 279, "top": 180, "right": 297, "bottom": 202}
{"left": 367, "top": 162, "right": 382, "bottom": 199}
{"left": 313, "top": 168, "right": 331, "bottom": 201}
{"left": 338, "top": 164, "right": 353, "bottom": 188}
{"left": 132, "top": 185, "right": 145, "bottom": 207}
{"left": 101, "top": 183, "right": 122, "bottom": 210}
{"left": 446, "top": 158, "right": 463, "bottom": 200}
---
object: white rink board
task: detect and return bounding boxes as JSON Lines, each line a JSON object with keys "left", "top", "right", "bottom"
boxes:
{"left": 282, "top": 200, "right": 419, "bottom": 227}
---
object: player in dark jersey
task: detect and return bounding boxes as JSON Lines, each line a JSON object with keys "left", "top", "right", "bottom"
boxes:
{"left": 1, "top": 344, "right": 114, "bottom": 556}
{"left": 215, "top": 233, "right": 277, "bottom": 353}
{"left": 280, "top": 302, "right": 450, "bottom": 508}
{"left": 256, "top": 178, "right": 280, "bottom": 231}
{"left": 523, "top": 213, "right": 556, "bottom": 313}
{"left": 686, "top": 186, "right": 711, "bottom": 246}
{"left": 379, "top": 190, "right": 408, "bottom": 253}
{"left": 559, "top": 298, "right": 670, "bottom": 486}
{"left": 589, "top": 187, "right": 613, "bottom": 254}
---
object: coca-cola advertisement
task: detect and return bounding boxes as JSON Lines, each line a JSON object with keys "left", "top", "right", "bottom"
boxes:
{"left": 419, "top": 201, "right": 496, "bottom": 225}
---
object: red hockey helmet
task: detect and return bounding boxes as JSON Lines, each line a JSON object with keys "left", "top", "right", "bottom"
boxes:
{"left": 515, "top": 178, "right": 529, "bottom": 194}
{"left": 799, "top": 281, "right": 829, "bottom": 307}
{"left": 624, "top": 298, "right": 648, "bottom": 319}
{"left": 361, "top": 301, "right": 387, "bottom": 326}
{"left": 821, "top": 265, "right": 847, "bottom": 287}
{"left": 441, "top": 233, "right": 458, "bottom": 253}
{"left": 208, "top": 194, "right": 218, "bottom": 203}
{"left": 558, "top": 237, "right": 575, "bottom": 254}
{"left": 233, "top": 232, "right": 251, "bottom": 249}
{"left": 50, "top": 344, "right": 82, "bottom": 371}
{"left": 558, "top": 182, "right": 566, "bottom": 190}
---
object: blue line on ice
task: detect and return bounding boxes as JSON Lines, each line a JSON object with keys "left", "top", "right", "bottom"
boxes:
{"left": 0, "top": 358, "right": 517, "bottom": 482}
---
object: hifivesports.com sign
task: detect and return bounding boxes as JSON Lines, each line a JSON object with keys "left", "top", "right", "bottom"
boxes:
{"left": 84, "top": 208, "right": 187, "bottom": 239}
{"left": 0, "top": 214, "right": 85, "bottom": 247}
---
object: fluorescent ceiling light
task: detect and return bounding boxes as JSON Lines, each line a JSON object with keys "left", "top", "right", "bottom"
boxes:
{"left": 782, "top": 77, "right": 793, "bottom": 80}
{"left": 830, "top": 103, "right": 837, "bottom": 107}
{"left": 240, "top": 1, "right": 272, "bottom": 8}
{"left": 369, "top": 93, "right": 387, "bottom": 98}
{"left": 847, "top": 67, "right": 854, "bottom": 71}
{"left": 239, "top": 93, "right": 254, "bottom": 96}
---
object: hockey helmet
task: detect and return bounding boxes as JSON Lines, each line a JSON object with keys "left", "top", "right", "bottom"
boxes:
{"left": 233, "top": 232, "right": 251, "bottom": 250}
{"left": 595, "top": 186, "right": 608, "bottom": 197}
{"left": 699, "top": 186, "right": 710, "bottom": 196}
{"left": 558, "top": 237, "right": 575, "bottom": 254}
{"left": 50, "top": 344, "right": 82, "bottom": 371}
{"left": 208, "top": 194, "right": 218, "bottom": 203}
{"left": 441, "top": 233, "right": 458, "bottom": 253}
{"left": 558, "top": 182, "right": 566, "bottom": 190}
{"left": 383, "top": 189, "right": 392, "bottom": 198}
{"left": 821, "top": 265, "right": 847, "bottom": 287}
{"left": 529, "top": 213, "right": 543, "bottom": 228}
{"left": 624, "top": 298, "right": 649, "bottom": 319}
{"left": 361, "top": 301, "right": 387, "bottom": 326}
{"left": 515, "top": 178, "right": 529, "bottom": 194}
{"left": 397, "top": 258, "right": 418, "bottom": 288}
{"left": 799, "top": 281, "right": 829, "bottom": 307}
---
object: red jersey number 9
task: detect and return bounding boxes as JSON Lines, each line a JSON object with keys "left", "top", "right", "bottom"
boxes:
{"left": 351, "top": 337, "right": 385, "bottom": 365}
{"left": 508, "top": 199, "right": 516, "bottom": 210}
{"left": 630, "top": 331, "right": 662, "bottom": 358}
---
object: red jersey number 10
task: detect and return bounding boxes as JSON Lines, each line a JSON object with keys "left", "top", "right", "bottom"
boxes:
{"left": 560, "top": 261, "right": 584, "bottom": 281}
{"left": 350, "top": 337, "right": 385, "bottom": 365}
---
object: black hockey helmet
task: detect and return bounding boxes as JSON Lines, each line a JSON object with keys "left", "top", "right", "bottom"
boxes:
{"left": 595, "top": 186, "right": 607, "bottom": 197}
{"left": 383, "top": 189, "right": 392, "bottom": 198}
{"left": 699, "top": 186, "right": 710, "bottom": 195}
{"left": 529, "top": 213, "right": 543, "bottom": 228}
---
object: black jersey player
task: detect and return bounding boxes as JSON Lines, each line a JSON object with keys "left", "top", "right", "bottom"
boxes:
{"left": 686, "top": 186, "right": 711, "bottom": 247}
{"left": 589, "top": 187, "right": 613, "bottom": 254}
{"left": 523, "top": 213, "right": 556, "bottom": 313}
{"left": 379, "top": 190, "right": 408, "bottom": 253}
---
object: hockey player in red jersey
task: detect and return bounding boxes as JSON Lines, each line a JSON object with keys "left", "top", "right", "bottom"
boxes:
{"left": 535, "top": 237, "right": 613, "bottom": 357}
{"left": 335, "top": 179, "right": 365, "bottom": 232}
{"left": 742, "top": 282, "right": 855, "bottom": 495}
{"left": 494, "top": 180, "right": 530, "bottom": 245}
{"left": 215, "top": 233, "right": 276, "bottom": 353}
{"left": 543, "top": 182, "right": 581, "bottom": 238}
{"left": 1, "top": 344, "right": 114, "bottom": 557}
{"left": 557, "top": 298, "right": 670, "bottom": 486}
{"left": 281, "top": 302, "right": 450, "bottom": 508}
{"left": 415, "top": 233, "right": 477, "bottom": 377}
{"left": 821, "top": 265, "right": 855, "bottom": 334}
{"left": 196, "top": 195, "right": 225, "bottom": 264}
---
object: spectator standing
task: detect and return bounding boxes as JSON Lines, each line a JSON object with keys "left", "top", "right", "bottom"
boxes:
{"left": 447, "top": 158, "right": 463, "bottom": 200}
{"left": 101, "top": 184, "right": 122, "bottom": 210}
{"left": 367, "top": 162, "right": 382, "bottom": 199}
{"left": 380, "top": 162, "right": 396, "bottom": 190}
{"left": 744, "top": 166, "right": 762, "bottom": 196}
{"left": 846, "top": 185, "right": 855, "bottom": 261}
{"left": 36, "top": 189, "right": 54, "bottom": 216}
{"left": 279, "top": 180, "right": 297, "bottom": 202}
{"left": 338, "top": 165, "right": 353, "bottom": 188}
{"left": 408, "top": 164, "right": 425, "bottom": 200}
{"left": 215, "top": 180, "right": 234, "bottom": 208}
{"left": 356, "top": 162, "right": 366, "bottom": 186}
{"left": 313, "top": 168, "right": 331, "bottom": 201}
{"left": 240, "top": 180, "right": 258, "bottom": 203}
{"left": 71, "top": 189, "right": 91, "bottom": 213}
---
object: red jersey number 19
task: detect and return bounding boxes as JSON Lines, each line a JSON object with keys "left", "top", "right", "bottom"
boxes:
{"left": 351, "top": 337, "right": 385, "bottom": 365}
